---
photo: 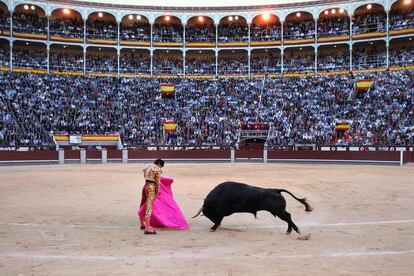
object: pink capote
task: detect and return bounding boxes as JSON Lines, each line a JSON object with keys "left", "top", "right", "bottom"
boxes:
{"left": 138, "top": 176, "right": 189, "bottom": 230}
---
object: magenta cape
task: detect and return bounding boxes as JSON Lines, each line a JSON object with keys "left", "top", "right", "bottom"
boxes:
{"left": 138, "top": 176, "right": 189, "bottom": 230}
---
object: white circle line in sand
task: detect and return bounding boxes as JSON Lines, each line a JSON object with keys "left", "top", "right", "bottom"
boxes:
{"left": 0, "top": 219, "right": 414, "bottom": 230}
{"left": 0, "top": 249, "right": 413, "bottom": 261}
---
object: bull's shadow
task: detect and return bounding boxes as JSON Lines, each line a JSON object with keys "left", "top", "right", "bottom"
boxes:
{"left": 193, "top": 182, "right": 313, "bottom": 234}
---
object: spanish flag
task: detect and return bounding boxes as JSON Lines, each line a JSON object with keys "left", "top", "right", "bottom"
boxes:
{"left": 160, "top": 84, "right": 175, "bottom": 96}
{"left": 356, "top": 80, "right": 373, "bottom": 93}
{"left": 336, "top": 122, "right": 350, "bottom": 130}
{"left": 163, "top": 121, "right": 177, "bottom": 133}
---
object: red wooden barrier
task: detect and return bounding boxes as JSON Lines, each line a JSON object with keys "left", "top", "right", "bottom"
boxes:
{"left": 108, "top": 149, "right": 122, "bottom": 159}
{"left": 0, "top": 150, "right": 58, "bottom": 161}
{"left": 128, "top": 149, "right": 230, "bottom": 160}
{"left": 267, "top": 151, "right": 400, "bottom": 162}
{"left": 235, "top": 149, "right": 263, "bottom": 159}
{"left": 86, "top": 150, "right": 101, "bottom": 159}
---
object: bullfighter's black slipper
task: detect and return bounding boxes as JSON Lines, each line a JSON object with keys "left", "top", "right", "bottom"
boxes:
{"left": 140, "top": 226, "right": 145, "bottom": 230}
{"left": 144, "top": 230, "right": 157, "bottom": 235}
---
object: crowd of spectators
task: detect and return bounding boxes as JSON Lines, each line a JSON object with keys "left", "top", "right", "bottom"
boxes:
{"left": 0, "top": 70, "right": 413, "bottom": 147}
{"left": 153, "top": 23, "right": 183, "bottom": 43}
{"left": 218, "top": 23, "right": 249, "bottom": 43}
{"left": 265, "top": 71, "right": 413, "bottom": 146}
{"left": 389, "top": 8, "right": 414, "bottom": 30}
{"left": 283, "top": 53, "right": 315, "bottom": 73}
{"left": 8, "top": 42, "right": 413, "bottom": 74}
{"left": 0, "top": 72, "right": 54, "bottom": 146}
{"left": 12, "top": 12, "right": 47, "bottom": 35}
{"left": 251, "top": 55, "right": 281, "bottom": 74}
{"left": 86, "top": 52, "right": 117, "bottom": 72}
{"left": 50, "top": 51, "right": 84, "bottom": 72}
{"left": 87, "top": 19, "right": 117, "bottom": 40}
{"left": 353, "top": 46, "right": 386, "bottom": 70}
{"left": 185, "top": 25, "right": 215, "bottom": 43}
{"left": 317, "top": 16, "right": 349, "bottom": 37}
{"left": 318, "top": 51, "right": 350, "bottom": 71}
{"left": 3, "top": 8, "right": 414, "bottom": 43}
{"left": 153, "top": 55, "right": 183, "bottom": 75}
{"left": 185, "top": 57, "right": 216, "bottom": 75}
{"left": 390, "top": 45, "right": 414, "bottom": 67}
{"left": 12, "top": 47, "right": 47, "bottom": 69}
{"left": 120, "top": 52, "right": 150, "bottom": 74}
{"left": 0, "top": 42, "right": 9, "bottom": 67}
{"left": 251, "top": 22, "right": 281, "bottom": 41}
{"left": 284, "top": 20, "right": 315, "bottom": 40}
{"left": 0, "top": 9, "right": 9, "bottom": 35}
{"left": 218, "top": 56, "right": 248, "bottom": 75}
{"left": 353, "top": 11, "right": 386, "bottom": 34}
{"left": 50, "top": 17, "right": 84, "bottom": 39}
{"left": 120, "top": 21, "right": 151, "bottom": 42}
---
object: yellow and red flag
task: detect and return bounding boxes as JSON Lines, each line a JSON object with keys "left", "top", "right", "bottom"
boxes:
{"left": 160, "top": 84, "right": 175, "bottom": 96}
{"left": 163, "top": 121, "right": 177, "bottom": 133}
{"left": 335, "top": 122, "right": 350, "bottom": 130}
{"left": 356, "top": 80, "right": 373, "bottom": 93}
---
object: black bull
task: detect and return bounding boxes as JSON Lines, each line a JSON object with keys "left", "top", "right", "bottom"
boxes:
{"left": 193, "top": 182, "right": 313, "bottom": 233}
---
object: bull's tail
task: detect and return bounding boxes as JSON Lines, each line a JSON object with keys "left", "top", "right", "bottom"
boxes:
{"left": 268, "top": 189, "right": 313, "bottom": 212}
{"left": 192, "top": 207, "right": 203, "bottom": 218}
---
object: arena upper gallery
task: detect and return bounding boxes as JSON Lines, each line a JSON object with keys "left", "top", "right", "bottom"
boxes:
{"left": 78, "top": 0, "right": 315, "bottom": 8}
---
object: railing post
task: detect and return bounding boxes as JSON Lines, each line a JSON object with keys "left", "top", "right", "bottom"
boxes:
{"left": 80, "top": 148, "right": 86, "bottom": 164}
{"left": 122, "top": 149, "right": 128, "bottom": 164}
{"left": 101, "top": 148, "right": 107, "bottom": 164}
{"left": 58, "top": 148, "right": 65, "bottom": 165}
{"left": 231, "top": 148, "right": 235, "bottom": 163}
{"left": 400, "top": 150, "right": 404, "bottom": 166}
{"left": 263, "top": 148, "right": 268, "bottom": 163}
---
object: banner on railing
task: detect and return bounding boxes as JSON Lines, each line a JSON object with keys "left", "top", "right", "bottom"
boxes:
{"left": 53, "top": 134, "right": 121, "bottom": 148}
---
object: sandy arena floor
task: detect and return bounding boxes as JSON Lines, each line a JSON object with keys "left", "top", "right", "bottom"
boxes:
{"left": 0, "top": 163, "right": 413, "bottom": 275}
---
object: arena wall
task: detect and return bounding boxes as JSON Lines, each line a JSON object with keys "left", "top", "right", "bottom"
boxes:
{"left": 0, "top": 148, "right": 412, "bottom": 165}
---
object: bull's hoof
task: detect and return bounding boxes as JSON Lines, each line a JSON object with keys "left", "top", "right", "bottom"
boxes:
{"left": 286, "top": 230, "right": 292, "bottom": 235}
{"left": 210, "top": 228, "right": 217, "bottom": 232}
